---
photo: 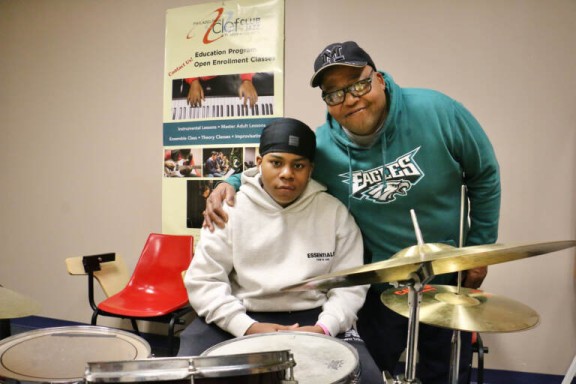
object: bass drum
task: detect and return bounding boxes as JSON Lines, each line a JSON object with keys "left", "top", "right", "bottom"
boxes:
{"left": 0, "top": 326, "right": 151, "bottom": 384}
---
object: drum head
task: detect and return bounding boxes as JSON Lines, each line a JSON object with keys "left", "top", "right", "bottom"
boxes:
{"left": 0, "top": 326, "right": 150, "bottom": 383}
{"left": 202, "top": 332, "right": 359, "bottom": 384}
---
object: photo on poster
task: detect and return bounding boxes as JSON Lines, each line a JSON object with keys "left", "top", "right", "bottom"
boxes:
{"left": 164, "top": 148, "right": 203, "bottom": 178}
{"left": 203, "top": 147, "right": 245, "bottom": 178}
{"left": 171, "top": 72, "right": 274, "bottom": 120}
{"left": 243, "top": 146, "right": 257, "bottom": 171}
{"left": 186, "top": 180, "right": 217, "bottom": 229}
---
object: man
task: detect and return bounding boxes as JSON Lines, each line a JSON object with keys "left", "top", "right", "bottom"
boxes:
{"left": 205, "top": 42, "right": 501, "bottom": 383}
{"left": 179, "top": 117, "right": 383, "bottom": 384}
{"left": 205, "top": 151, "right": 224, "bottom": 177}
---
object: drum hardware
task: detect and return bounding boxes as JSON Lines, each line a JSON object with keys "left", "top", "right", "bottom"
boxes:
{"left": 448, "top": 330, "right": 462, "bottom": 384}
{"left": 448, "top": 185, "right": 469, "bottom": 384}
{"left": 387, "top": 272, "right": 430, "bottom": 384}
{"left": 282, "top": 205, "right": 576, "bottom": 384}
{"left": 381, "top": 210, "right": 433, "bottom": 384}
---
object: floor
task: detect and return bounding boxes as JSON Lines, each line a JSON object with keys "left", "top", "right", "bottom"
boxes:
{"left": 387, "top": 363, "right": 570, "bottom": 384}
{"left": 3, "top": 316, "right": 572, "bottom": 384}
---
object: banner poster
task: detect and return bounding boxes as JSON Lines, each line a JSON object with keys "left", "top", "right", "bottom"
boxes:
{"left": 162, "top": 0, "right": 285, "bottom": 238}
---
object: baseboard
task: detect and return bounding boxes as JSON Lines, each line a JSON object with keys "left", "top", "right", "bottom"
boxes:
{"left": 9, "top": 315, "right": 85, "bottom": 330}
{"left": 469, "top": 368, "right": 569, "bottom": 384}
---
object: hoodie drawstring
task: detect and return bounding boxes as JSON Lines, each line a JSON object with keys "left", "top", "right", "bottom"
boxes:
{"left": 346, "top": 145, "right": 353, "bottom": 211}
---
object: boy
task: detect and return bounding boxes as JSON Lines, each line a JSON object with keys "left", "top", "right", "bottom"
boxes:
{"left": 178, "top": 117, "right": 383, "bottom": 383}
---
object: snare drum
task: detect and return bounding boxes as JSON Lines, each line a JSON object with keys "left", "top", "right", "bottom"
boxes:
{"left": 0, "top": 326, "right": 150, "bottom": 383}
{"left": 203, "top": 332, "right": 360, "bottom": 384}
{"left": 85, "top": 351, "right": 295, "bottom": 383}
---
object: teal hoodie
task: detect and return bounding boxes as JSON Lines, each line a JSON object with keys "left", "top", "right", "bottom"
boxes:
{"left": 312, "top": 72, "right": 500, "bottom": 286}
{"left": 228, "top": 72, "right": 500, "bottom": 287}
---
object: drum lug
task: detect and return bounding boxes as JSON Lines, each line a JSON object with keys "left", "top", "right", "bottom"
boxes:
{"left": 188, "top": 359, "right": 197, "bottom": 383}
{"left": 280, "top": 354, "right": 298, "bottom": 383}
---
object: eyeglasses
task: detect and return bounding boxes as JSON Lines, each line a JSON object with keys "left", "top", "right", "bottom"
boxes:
{"left": 321, "top": 70, "right": 374, "bottom": 106}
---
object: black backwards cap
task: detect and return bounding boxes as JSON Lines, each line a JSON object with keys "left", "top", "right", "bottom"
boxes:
{"left": 310, "top": 41, "right": 376, "bottom": 87}
{"left": 259, "top": 118, "right": 316, "bottom": 161}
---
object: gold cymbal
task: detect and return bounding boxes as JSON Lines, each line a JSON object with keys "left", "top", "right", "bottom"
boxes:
{"left": 0, "top": 286, "right": 41, "bottom": 319}
{"left": 380, "top": 284, "right": 539, "bottom": 333}
{"left": 282, "top": 240, "right": 576, "bottom": 291}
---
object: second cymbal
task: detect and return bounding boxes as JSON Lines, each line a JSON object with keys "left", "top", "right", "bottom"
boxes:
{"left": 380, "top": 284, "right": 540, "bottom": 333}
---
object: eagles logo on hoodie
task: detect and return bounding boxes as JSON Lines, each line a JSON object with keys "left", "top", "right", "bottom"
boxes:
{"left": 342, "top": 147, "right": 424, "bottom": 203}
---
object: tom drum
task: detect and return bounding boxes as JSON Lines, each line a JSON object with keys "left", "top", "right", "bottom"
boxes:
{"left": 203, "top": 332, "right": 360, "bottom": 384}
{"left": 0, "top": 326, "right": 150, "bottom": 384}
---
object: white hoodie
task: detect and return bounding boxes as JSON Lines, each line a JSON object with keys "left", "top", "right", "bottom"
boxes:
{"left": 184, "top": 167, "right": 368, "bottom": 337}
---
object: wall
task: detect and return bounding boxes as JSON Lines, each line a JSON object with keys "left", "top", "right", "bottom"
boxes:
{"left": 0, "top": 0, "right": 574, "bottom": 376}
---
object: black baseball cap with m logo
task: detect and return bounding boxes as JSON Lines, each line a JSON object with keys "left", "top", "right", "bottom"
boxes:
{"left": 310, "top": 41, "right": 376, "bottom": 88}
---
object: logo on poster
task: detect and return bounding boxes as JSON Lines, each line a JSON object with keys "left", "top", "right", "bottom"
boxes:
{"left": 187, "top": 7, "right": 262, "bottom": 44}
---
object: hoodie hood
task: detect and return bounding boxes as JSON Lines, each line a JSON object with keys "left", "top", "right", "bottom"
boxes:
{"left": 240, "top": 166, "right": 327, "bottom": 213}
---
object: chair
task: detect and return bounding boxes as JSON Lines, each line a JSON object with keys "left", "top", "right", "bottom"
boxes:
{"left": 66, "top": 252, "right": 130, "bottom": 298}
{"left": 66, "top": 233, "right": 194, "bottom": 355}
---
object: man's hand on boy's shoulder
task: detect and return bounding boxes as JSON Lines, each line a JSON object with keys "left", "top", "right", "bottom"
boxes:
{"left": 203, "top": 182, "right": 236, "bottom": 231}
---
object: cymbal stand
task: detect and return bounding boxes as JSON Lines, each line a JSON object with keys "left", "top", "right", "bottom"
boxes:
{"left": 397, "top": 265, "right": 433, "bottom": 384}
{"left": 448, "top": 186, "right": 467, "bottom": 384}
{"left": 387, "top": 210, "right": 434, "bottom": 384}
{"left": 449, "top": 329, "right": 462, "bottom": 384}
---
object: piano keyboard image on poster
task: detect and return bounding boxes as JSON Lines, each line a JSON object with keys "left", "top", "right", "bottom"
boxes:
{"left": 171, "top": 72, "right": 275, "bottom": 121}
{"left": 172, "top": 96, "right": 274, "bottom": 120}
